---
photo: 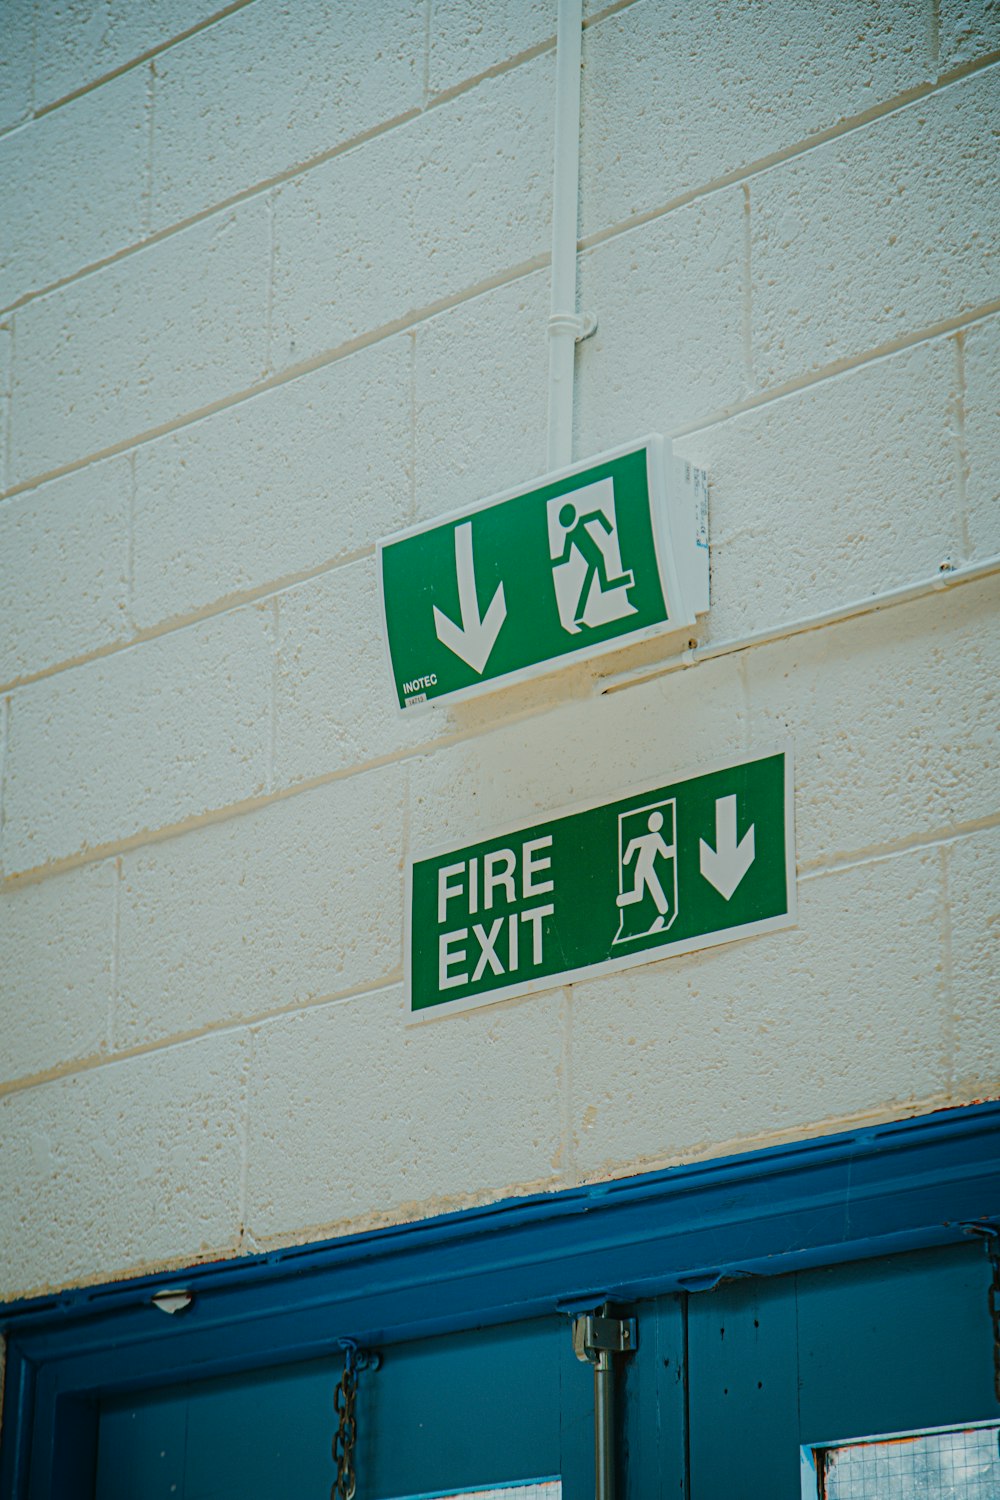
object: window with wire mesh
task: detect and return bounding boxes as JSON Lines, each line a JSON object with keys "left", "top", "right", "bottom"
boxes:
{"left": 816, "top": 1423, "right": 1000, "bottom": 1499}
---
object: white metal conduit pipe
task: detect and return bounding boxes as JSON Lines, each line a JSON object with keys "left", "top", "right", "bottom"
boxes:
{"left": 547, "top": 0, "right": 593, "bottom": 471}
{"left": 598, "top": 553, "right": 1000, "bottom": 695}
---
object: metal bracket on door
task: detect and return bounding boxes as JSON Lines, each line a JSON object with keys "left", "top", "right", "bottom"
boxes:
{"left": 572, "top": 1305, "right": 638, "bottom": 1500}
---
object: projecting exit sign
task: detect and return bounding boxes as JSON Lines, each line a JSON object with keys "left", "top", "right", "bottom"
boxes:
{"left": 406, "top": 749, "right": 795, "bottom": 1020}
{"left": 378, "top": 436, "right": 708, "bottom": 710}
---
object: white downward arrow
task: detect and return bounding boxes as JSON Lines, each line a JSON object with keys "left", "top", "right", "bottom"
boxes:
{"left": 699, "top": 794, "right": 755, "bottom": 900}
{"left": 432, "top": 522, "right": 507, "bottom": 674}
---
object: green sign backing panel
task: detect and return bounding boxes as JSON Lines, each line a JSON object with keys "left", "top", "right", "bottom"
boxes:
{"left": 379, "top": 437, "right": 700, "bottom": 711}
{"left": 407, "top": 749, "right": 796, "bottom": 1019}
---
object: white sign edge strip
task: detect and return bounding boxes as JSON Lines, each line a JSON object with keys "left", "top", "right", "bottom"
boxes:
{"left": 376, "top": 434, "right": 693, "bottom": 714}
{"left": 385, "top": 1482, "right": 563, "bottom": 1500}
{"left": 404, "top": 743, "right": 797, "bottom": 1024}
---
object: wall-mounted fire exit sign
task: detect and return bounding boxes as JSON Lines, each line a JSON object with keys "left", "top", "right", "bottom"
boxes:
{"left": 407, "top": 749, "right": 795, "bottom": 1020}
{"left": 378, "top": 437, "right": 708, "bottom": 711}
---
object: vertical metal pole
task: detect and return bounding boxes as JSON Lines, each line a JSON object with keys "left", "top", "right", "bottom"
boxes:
{"left": 573, "top": 1305, "right": 635, "bottom": 1500}
{"left": 593, "top": 1348, "right": 615, "bottom": 1500}
{"left": 546, "top": 0, "right": 584, "bottom": 472}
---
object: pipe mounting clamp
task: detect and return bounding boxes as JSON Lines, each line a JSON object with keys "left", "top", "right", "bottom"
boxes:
{"left": 548, "top": 311, "right": 598, "bottom": 343}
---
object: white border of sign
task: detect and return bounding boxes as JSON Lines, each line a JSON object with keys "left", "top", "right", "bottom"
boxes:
{"left": 405, "top": 745, "right": 797, "bottom": 1024}
{"left": 377, "top": 434, "right": 695, "bottom": 714}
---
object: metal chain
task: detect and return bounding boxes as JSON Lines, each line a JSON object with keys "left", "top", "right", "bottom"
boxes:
{"left": 331, "top": 1344, "right": 359, "bottom": 1500}
{"left": 969, "top": 1225, "right": 1000, "bottom": 1407}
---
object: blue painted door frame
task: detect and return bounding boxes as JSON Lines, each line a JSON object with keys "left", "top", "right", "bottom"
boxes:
{"left": 83, "top": 1244, "right": 1000, "bottom": 1499}
{"left": 2, "top": 1101, "right": 998, "bottom": 1498}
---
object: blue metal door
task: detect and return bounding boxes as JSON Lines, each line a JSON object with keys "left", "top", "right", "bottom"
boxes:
{"left": 93, "top": 1241, "right": 996, "bottom": 1498}
{"left": 619, "top": 1241, "right": 998, "bottom": 1497}
{"left": 94, "top": 1314, "right": 597, "bottom": 1500}
{"left": 7, "top": 1106, "right": 997, "bottom": 1500}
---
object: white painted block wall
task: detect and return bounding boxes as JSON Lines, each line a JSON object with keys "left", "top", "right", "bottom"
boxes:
{"left": 0, "top": 0, "right": 997, "bottom": 1301}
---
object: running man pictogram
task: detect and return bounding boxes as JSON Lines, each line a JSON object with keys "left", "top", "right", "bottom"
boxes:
{"left": 547, "top": 478, "right": 637, "bottom": 635}
{"left": 613, "top": 798, "right": 678, "bottom": 943}
{"left": 554, "top": 501, "right": 635, "bottom": 626}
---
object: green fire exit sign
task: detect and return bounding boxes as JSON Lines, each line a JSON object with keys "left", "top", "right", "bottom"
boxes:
{"left": 407, "top": 749, "right": 795, "bottom": 1019}
{"left": 379, "top": 437, "right": 708, "bottom": 711}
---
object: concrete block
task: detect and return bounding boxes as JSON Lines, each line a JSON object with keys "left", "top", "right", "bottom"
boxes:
{"left": 31, "top": 0, "right": 212, "bottom": 110}
{"left": 752, "top": 71, "right": 1000, "bottom": 388}
{"left": 679, "top": 335, "right": 962, "bottom": 643}
{"left": 273, "top": 557, "right": 421, "bottom": 788}
{"left": 580, "top": 0, "right": 929, "bottom": 238}
{"left": 150, "top": 0, "right": 424, "bottom": 228}
{"left": 413, "top": 269, "right": 550, "bottom": 523}
{"left": 0, "top": 1031, "right": 247, "bottom": 1299}
{"left": 963, "top": 315, "right": 1000, "bottom": 557}
{"left": 378, "top": 47, "right": 555, "bottom": 313}
{"left": 0, "top": 67, "right": 148, "bottom": 308}
{"left": 939, "top": 2, "right": 1000, "bottom": 70}
{"left": 270, "top": 52, "right": 554, "bottom": 369}
{"left": 948, "top": 825, "right": 1000, "bottom": 1095}
{"left": 575, "top": 191, "right": 746, "bottom": 452}
{"left": 245, "top": 982, "right": 563, "bottom": 1244}
{"left": 0, "top": 456, "right": 131, "bottom": 684}
{"left": 0, "top": 859, "right": 115, "bottom": 1086}
{"left": 409, "top": 649, "right": 747, "bottom": 853}
{"left": 0, "top": 1, "right": 33, "bottom": 132}
{"left": 3, "top": 604, "right": 273, "bottom": 875}
{"left": 132, "top": 335, "right": 411, "bottom": 630}
{"left": 746, "top": 576, "right": 999, "bottom": 866}
{"left": 10, "top": 201, "right": 269, "bottom": 486}
{"left": 116, "top": 764, "right": 405, "bottom": 1048}
{"left": 270, "top": 124, "right": 413, "bottom": 371}
{"left": 570, "top": 847, "right": 947, "bottom": 1178}
{"left": 428, "top": 0, "right": 555, "bottom": 96}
